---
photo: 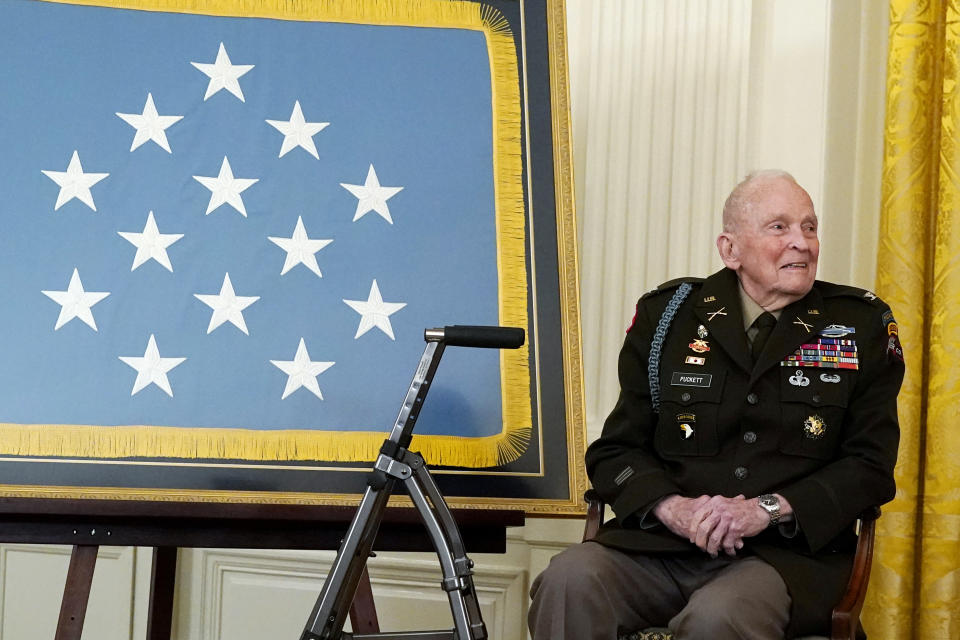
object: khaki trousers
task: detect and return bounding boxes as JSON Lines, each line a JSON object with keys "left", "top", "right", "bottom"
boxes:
{"left": 528, "top": 541, "right": 791, "bottom": 640}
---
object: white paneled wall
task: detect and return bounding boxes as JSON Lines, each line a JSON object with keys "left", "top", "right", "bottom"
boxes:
{"left": 570, "top": 0, "right": 754, "bottom": 435}
{"left": 0, "top": 3, "right": 888, "bottom": 639}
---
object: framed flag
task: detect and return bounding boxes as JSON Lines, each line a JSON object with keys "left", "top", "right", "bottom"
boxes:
{"left": 0, "top": 0, "right": 585, "bottom": 514}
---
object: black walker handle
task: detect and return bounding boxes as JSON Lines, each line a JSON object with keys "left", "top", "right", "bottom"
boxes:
{"left": 428, "top": 325, "right": 525, "bottom": 349}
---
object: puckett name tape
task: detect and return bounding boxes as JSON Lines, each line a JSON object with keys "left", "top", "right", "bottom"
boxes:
{"left": 670, "top": 372, "right": 713, "bottom": 387}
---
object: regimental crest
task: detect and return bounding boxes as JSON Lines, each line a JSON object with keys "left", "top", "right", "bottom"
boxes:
{"left": 803, "top": 415, "right": 826, "bottom": 440}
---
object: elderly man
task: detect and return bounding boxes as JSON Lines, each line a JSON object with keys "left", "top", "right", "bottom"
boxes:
{"left": 529, "top": 171, "right": 904, "bottom": 639}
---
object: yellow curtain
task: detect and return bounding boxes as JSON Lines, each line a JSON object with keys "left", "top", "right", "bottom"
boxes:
{"left": 870, "top": 1, "right": 960, "bottom": 638}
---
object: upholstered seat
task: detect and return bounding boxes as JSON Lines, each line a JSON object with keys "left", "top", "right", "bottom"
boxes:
{"left": 582, "top": 490, "right": 879, "bottom": 640}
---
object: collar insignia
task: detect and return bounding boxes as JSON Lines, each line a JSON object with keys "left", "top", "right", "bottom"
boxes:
{"left": 707, "top": 306, "right": 727, "bottom": 321}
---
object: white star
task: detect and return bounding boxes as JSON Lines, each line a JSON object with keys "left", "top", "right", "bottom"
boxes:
{"left": 343, "top": 280, "right": 407, "bottom": 340}
{"left": 190, "top": 42, "right": 254, "bottom": 102}
{"left": 265, "top": 100, "right": 329, "bottom": 159}
{"left": 41, "top": 268, "right": 110, "bottom": 331}
{"left": 194, "top": 273, "right": 260, "bottom": 335}
{"left": 268, "top": 216, "right": 333, "bottom": 277}
{"left": 340, "top": 165, "right": 404, "bottom": 223}
{"left": 193, "top": 156, "right": 259, "bottom": 216}
{"left": 41, "top": 150, "right": 109, "bottom": 211}
{"left": 270, "top": 338, "right": 335, "bottom": 400}
{"left": 116, "top": 93, "right": 183, "bottom": 153}
{"left": 118, "top": 211, "right": 184, "bottom": 272}
{"left": 119, "top": 334, "right": 186, "bottom": 397}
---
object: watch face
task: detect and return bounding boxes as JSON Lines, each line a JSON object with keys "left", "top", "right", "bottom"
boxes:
{"left": 759, "top": 495, "right": 778, "bottom": 510}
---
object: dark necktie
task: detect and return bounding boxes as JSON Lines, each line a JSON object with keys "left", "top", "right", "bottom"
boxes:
{"left": 751, "top": 312, "right": 777, "bottom": 361}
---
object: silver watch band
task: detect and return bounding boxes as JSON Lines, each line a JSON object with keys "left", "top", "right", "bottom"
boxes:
{"left": 758, "top": 494, "right": 781, "bottom": 526}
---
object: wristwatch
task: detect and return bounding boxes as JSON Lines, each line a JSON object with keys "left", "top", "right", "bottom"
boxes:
{"left": 757, "top": 494, "right": 781, "bottom": 526}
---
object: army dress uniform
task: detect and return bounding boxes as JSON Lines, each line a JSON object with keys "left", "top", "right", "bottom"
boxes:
{"left": 583, "top": 267, "right": 903, "bottom": 638}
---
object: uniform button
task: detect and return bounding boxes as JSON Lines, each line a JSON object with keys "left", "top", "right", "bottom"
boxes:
{"left": 681, "top": 392, "right": 691, "bottom": 402}
{"left": 743, "top": 431, "right": 757, "bottom": 444}
{"left": 812, "top": 394, "right": 822, "bottom": 403}
{"left": 734, "top": 466, "right": 749, "bottom": 480}
{"left": 747, "top": 393, "right": 759, "bottom": 405}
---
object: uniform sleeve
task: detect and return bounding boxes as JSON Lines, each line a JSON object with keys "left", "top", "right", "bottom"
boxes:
{"left": 777, "top": 303, "right": 904, "bottom": 553}
{"left": 585, "top": 298, "right": 683, "bottom": 525}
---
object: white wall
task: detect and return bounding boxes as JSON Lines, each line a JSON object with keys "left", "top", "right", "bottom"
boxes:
{"left": 0, "top": 2, "right": 888, "bottom": 639}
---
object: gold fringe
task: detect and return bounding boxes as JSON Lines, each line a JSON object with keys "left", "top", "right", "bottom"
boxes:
{"left": 21, "top": 0, "right": 531, "bottom": 469}
{"left": 0, "top": 423, "right": 527, "bottom": 467}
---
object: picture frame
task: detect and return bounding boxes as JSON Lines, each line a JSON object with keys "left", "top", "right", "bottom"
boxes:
{"left": 0, "top": 0, "right": 585, "bottom": 515}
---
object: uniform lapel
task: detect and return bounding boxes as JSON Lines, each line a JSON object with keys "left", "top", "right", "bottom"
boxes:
{"left": 750, "top": 285, "right": 830, "bottom": 384}
{"left": 693, "top": 269, "right": 752, "bottom": 373}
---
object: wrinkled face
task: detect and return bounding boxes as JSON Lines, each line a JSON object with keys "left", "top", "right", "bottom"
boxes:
{"left": 718, "top": 178, "right": 819, "bottom": 308}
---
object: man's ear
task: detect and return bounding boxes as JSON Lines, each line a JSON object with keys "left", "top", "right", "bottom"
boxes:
{"left": 717, "top": 233, "right": 740, "bottom": 270}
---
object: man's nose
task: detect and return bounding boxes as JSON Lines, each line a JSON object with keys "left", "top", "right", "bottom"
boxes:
{"left": 787, "top": 227, "right": 811, "bottom": 251}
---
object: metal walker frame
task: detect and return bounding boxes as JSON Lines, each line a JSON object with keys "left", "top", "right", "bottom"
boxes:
{"left": 299, "top": 325, "right": 524, "bottom": 640}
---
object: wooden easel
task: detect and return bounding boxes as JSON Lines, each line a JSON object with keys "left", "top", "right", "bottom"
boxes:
{"left": 0, "top": 497, "right": 522, "bottom": 639}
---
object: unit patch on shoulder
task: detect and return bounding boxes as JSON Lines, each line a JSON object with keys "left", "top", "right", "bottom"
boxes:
{"left": 882, "top": 309, "right": 903, "bottom": 362}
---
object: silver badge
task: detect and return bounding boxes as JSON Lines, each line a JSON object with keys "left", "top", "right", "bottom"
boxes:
{"left": 820, "top": 373, "right": 841, "bottom": 383}
{"left": 819, "top": 324, "right": 856, "bottom": 337}
{"left": 789, "top": 370, "right": 810, "bottom": 387}
{"left": 697, "top": 324, "right": 708, "bottom": 339}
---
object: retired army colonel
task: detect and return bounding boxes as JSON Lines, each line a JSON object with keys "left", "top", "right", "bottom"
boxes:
{"left": 528, "top": 170, "right": 904, "bottom": 640}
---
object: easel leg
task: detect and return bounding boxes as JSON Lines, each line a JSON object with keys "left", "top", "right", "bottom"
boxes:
{"left": 55, "top": 545, "right": 98, "bottom": 640}
{"left": 348, "top": 565, "right": 379, "bottom": 634}
{"left": 146, "top": 546, "right": 178, "bottom": 640}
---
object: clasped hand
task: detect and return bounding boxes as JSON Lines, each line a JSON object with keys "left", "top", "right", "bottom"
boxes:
{"left": 652, "top": 494, "right": 769, "bottom": 557}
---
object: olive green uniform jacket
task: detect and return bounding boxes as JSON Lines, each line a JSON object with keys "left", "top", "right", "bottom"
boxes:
{"left": 586, "top": 268, "right": 904, "bottom": 638}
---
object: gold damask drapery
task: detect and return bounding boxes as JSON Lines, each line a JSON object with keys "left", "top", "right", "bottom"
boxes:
{"left": 869, "top": 1, "right": 960, "bottom": 638}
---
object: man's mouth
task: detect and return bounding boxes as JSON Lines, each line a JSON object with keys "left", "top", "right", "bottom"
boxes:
{"left": 781, "top": 262, "right": 807, "bottom": 270}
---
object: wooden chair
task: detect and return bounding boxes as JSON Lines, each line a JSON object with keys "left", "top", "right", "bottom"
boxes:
{"left": 581, "top": 490, "right": 880, "bottom": 640}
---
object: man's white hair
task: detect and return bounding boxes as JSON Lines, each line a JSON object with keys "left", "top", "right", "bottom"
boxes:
{"left": 722, "top": 169, "right": 799, "bottom": 232}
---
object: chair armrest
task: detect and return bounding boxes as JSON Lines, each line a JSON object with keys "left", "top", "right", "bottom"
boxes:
{"left": 583, "top": 489, "right": 605, "bottom": 542}
{"left": 830, "top": 507, "right": 881, "bottom": 640}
